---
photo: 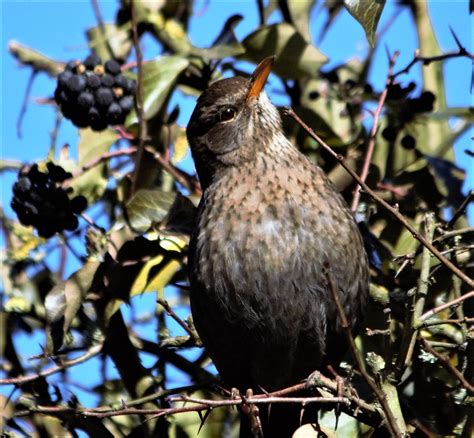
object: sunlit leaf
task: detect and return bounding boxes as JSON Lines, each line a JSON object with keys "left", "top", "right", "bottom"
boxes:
{"left": 126, "top": 56, "right": 190, "bottom": 125}
{"left": 45, "top": 260, "right": 101, "bottom": 352}
{"left": 241, "top": 23, "right": 327, "bottom": 79}
{"left": 343, "top": 0, "right": 386, "bottom": 47}
{"left": 8, "top": 40, "right": 64, "bottom": 77}
{"left": 130, "top": 235, "right": 186, "bottom": 296}
{"left": 283, "top": 0, "right": 316, "bottom": 41}
{"left": 126, "top": 189, "right": 177, "bottom": 233}
{"left": 68, "top": 128, "right": 118, "bottom": 203}
{"left": 86, "top": 24, "right": 132, "bottom": 62}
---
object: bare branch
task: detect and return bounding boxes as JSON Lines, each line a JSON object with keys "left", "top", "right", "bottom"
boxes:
{"left": 284, "top": 107, "right": 474, "bottom": 289}
{"left": 351, "top": 51, "right": 398, "bottom": 211}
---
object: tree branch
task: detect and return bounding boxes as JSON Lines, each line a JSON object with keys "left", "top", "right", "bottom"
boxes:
{"left": 284, "top": 107, "right": 474, "bottom": 289}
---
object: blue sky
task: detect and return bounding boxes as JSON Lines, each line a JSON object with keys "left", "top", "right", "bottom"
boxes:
{"left": 1, "top": 0, "right": 472, "bottom": 430}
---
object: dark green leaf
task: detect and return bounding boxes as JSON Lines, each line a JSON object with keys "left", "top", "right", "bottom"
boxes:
{"left": 45, "top": 260, "right": 101, "bottom": 352}
{"left": 8, "top": 40, "right": 64, "bottom": 77}
{"left": 126, "top": 189, "right": 177, "bottom": 233}
{"left": 343, "top": 0, "right": 386, "bottom": 47}
{"left": 241, "top": 23, "right": 327, "bottom": 79}
{"left": 281, "top": 0, "right": 316, "bottom": 41}
{"left": 86, "top": 24, "right": 132, "bottom": 62}
{"left": 126, "top": 56, "right": 190, "bottom": 126}
{"left": 69, "top": 128, "right": 118, "bottom": 203}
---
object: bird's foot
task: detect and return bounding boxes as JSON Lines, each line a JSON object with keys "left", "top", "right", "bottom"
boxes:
{"left": 241, "top": 388, "right": 263, "bottom": 438}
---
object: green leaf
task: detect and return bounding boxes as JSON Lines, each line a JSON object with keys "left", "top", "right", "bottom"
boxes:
{"left": 8, "top": 40, "right": 64, "bottom": 77}
{"left": 241, "top": 23, "right": 327, "bottom": 79}
{"left": 86, "top": 23, "right": 133, "bottom": 62}
{"left": 126, "top": 55, "right": 190, "bottom": 126}
{"left": 45, "top": 260, "right": 101, "bottom": 352}
{"left": 145, "top": 11, "right": 193, "bottom": 54}
{"left": 191, "top": 42, "right": 245, "bottom": 61}
{"left": 283, "top": 0, "right": 316, "bottom": 41}
{"left": 126, "top": 189, "right": 177, "bottom": 233}
{"left": 69, "top": 128, "right": 118, "bottom": 203}
{"left": 343, "top": 0, "right": 386, "bottom": 47}
{"left": 426, "top": 107, "right": 474, "bottom": 122}
{"left": 129, "top": 235, "right": 186, "bottom": 296}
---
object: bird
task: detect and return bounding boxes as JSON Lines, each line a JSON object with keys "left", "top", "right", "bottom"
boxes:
{"left": 186, "top": 56, "right": 369, "bottom": 437}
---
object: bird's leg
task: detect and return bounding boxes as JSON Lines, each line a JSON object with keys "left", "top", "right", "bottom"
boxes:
{"left": 241, "top": 388, "right": 263, "bottom": 438}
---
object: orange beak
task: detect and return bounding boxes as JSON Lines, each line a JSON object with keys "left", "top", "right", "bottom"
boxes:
{"left": 246, "top": 56, "right": 275, "bottom": 103}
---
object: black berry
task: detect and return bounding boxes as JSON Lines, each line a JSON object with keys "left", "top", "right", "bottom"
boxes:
{"left": 382, "top": 126, "right": 398, "bottom": 142}
{"left": 67, "top": 74, "right": 87, "bottom": 93}
{"left": 84, "top": 54, "right": 102, "bottom": 70}
{"left": 105, "top": 59, "right": 121, "bottom": 75}
{"left": 119, "top": 96, "right": 134, "bottom": 112}
{"left": 86, "top": 74, "right": 101, "bottom": 89}
{"left": 401, "top": 135, "right": 416, "bottom": 150}
{"left": 95, "top": 87, "right": 114, "bottom": 107}
{"left": 77, "top": 92, "right": 94, "bottom": 109}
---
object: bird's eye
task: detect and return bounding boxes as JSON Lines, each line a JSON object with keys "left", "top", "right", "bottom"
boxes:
{"left": 219, "top": 107, "right": 236, "bottom": 122}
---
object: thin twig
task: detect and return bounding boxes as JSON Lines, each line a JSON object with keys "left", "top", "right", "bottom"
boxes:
{"left": 284, "top": 107, "right": 474, "bottom": 289}
{"left": 157, "top": 299, "right": 198, "bottom": 341}
{"left": 324, "top": 265, "right": 405, "bottom": 437}
{"left": 395, "top": 213, "right": 435, "bottom": 379}
{"left": 144, "top": 145, "right": 201, "bottom": 195}
{"left": 16, "top": 69, "right": 37, "bottom": 138}
{"left": 351, "top": 52, "right": 398, "bottom": 211}
{"left": 418, "top": 337, "right": 474, "bottom": 393}
{"left": 74, "top": 146, "right": 137, "bottom": 176}
{"left": 91, "top": 0, "right": 115, "bottom": 59}
{"left": 391, "top": 43, "right": 473, "bottom": 80}
{"left": 130, "top": 0, "right": 147, "bottom": 196}
{"left": 417, "top": 290, "right": 474, "bottom": 325}
{"left": 0, "top": 344, "right": 103, "bottom": 385}
{"left": 447, "top": 191, "right": 474, "bottom": 228}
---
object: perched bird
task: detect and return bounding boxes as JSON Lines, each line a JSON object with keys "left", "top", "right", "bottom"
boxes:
{"left": 187, "top": 57, "right": 369, "bottom": 437}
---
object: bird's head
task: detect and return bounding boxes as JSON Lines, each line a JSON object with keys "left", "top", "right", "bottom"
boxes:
{"left": 187, "top": 56, "right": 282, "bottom": 189}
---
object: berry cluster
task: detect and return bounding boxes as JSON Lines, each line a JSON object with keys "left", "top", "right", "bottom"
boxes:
{"left": 382, "top": 84, "right": 436, "bottom": 149}
{"left": 11, "top": 163, "right": 87, "bottom": 238}
{"left": 54, "top": 54, "right": 136, "bottom": 131}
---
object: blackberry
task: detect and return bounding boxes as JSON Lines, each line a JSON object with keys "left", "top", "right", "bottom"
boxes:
{"left": 67, "top": 74, "right": 87, "bottom": 94}
{"left": 363, "top": 84, "right": 373, "bottom": 94}
{"left": 77, "top": 92, "right": 94, "bottom": 109}
{"left": 95, "top": 87, "right": 114, "bottom": 107}
{"left": 86, "top": 74, "right": 101, "bottom": 89}
{"left": 65, "top": 60, "right": 80, "bottom": 72}
{"left": 114, "top": 74, "right": 128, "bottom": 88}
{"left": 105, "top": 59, "right": 121, "bottom": 75}
{"left": 54, "top": 54, "right": 136, "bottom": 130}
{"left": 401, "top": 135, "right": 416, "bottom": 150}
{"left": 382, "top": 126, "right": 398, "bottom": 142}
{"left": 84, "top": 54, "right": 102, "bottom": 70}
{"left": 11, "top": 163, "right": 87, "bottom": 238}
{"left": 101, "top": 73, "right": 115, "bottom": 87}
{"left": 345, "top": 79, "right": 356, "bottom": 89}
{"left": 58, "top": 70, "right": 73, "bottom": 87}
{"left": 107, "top": 102, "right": 122, "bottom": 123}
{"left": 119, "top": 96, "right": 134, "bottom": 113}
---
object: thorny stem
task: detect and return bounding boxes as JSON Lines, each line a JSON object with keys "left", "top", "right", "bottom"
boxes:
{"left": 419, "top": 337, "right": 474, "bottom": 393}
{"left": 284, "top": 107, "right": 474, "bottom": 289}
{"left": 351, "top": 52, "right": 398, "bottom": 212}
{"left": 395, "top": 213, "right": 435, "bottom": 380}
{"left": 417, "top": 290, "right": 474, "bottom": 326}
{"left": 0, "top": 344, "right": 103, "bottom": 385}
{"left": 157, "top": 299, "right": 198, "bottom": 340}
{"left": 325, "top": 266, "right": 405, "bottom": 437}
{"left": 391, "top": 46, "right": 474, "bottom": 80}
